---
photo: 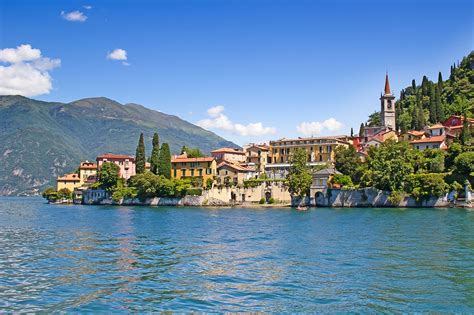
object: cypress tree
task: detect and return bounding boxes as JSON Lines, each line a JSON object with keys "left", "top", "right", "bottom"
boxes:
{"left": 421, "top": 76, "right": 429, "bottom": 96}
{"left": 350, "top": 128, "right": 354, "bottom": 137}
{"left": 411, "top": 106, "right": 418, "bottom": 130}
{"left": 435, "top": 86, "right": 444, "bottom": 122}
{"left": 429, "top": 85, "right": 437, "bottom": 124}
{"left": 411, "top": 79, "right": 416, "bottom": 92}
{"left": 158, "top": 143, "right": 171, "bottom": 179}
{"left": 150, "top": 132, "right": 160, "bottom": 174}
{"left": 135, "top": 133, "right": 146, "bottom": 174}
{"left": 359, "top": 123, "right": 365, "bottom": 138}
{"left": 417, "top": 102, "right": 425, "bottom": 130}
{"left": 437, "top": 72, "right": 443, "bottom": 92}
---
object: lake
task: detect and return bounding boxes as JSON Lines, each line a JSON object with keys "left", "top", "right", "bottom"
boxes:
{"left": 0, "top": 197, "right": 473, "bottom": 312}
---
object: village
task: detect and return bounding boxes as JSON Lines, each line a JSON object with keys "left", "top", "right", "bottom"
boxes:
{"left": 51, "top": 75, "right": 473, "bottom": 207}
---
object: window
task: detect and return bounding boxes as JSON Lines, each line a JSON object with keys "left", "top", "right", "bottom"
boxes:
{"left": 191, "top": 169, "right": 194, "bottom": 176}
{"left": 182, "top": 169, "right": 186, "bottom": 176}
{"left": 199, "top": 169, "right": 203, "bottom": 176}
{"left": 174, "top": 169, "right": 177, "bottom": 177}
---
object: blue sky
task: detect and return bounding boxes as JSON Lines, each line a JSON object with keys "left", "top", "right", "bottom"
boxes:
{"left": 0, "top": 0, "right": 472, "bottom": 145}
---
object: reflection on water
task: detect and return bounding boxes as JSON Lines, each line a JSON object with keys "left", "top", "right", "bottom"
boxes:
{"left": 0, "top": 197, "right": 473, "bottom": 312}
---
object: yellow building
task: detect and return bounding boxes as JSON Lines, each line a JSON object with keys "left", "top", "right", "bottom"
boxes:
{"left": 216, "top": 161, "right": 253, "bottom": 186}
{"left": 399, "top": 130, "right": 426, "bottom": 142}
{"left": 171, "top": 154, "right": 217, "bottom": 183}
{"left": 269, "top": 136, "right": 350, "bottom": 164}
{"left": 57, "top": 173, "right": 81, "bottom": 191}
{"left": 79, "top": 161, "right": 97, "bottom": 184}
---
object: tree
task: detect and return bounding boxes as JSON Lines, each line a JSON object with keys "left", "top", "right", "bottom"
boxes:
{"left": 359, "top": 123, "right": 365, "bottom": 138}
{"left": 350, "top": 127, "right": 354, "bottom": 137}
{"left": 158, "top": 143, "right": 171, "bottom": 179}
{"left": 367, "top": 111, "right": 381, "bottom": 127}
{"left": 416, "top": 101, "right": 426, "bottom": 130}
{"left": 360, "top": 140, "right": 416, "bottom": 192}
{"left": 421, "top": 75, "right": 429, "bottom": 96}
{"left": 135, "top": 133, "right": 146, "bottom": 174}
{"left": 181, "top": 145, "right": 204, "bottom": 158}
{"left": 98, "top": 162, "right": 120, "bottom": 191}
{"left": 411, "top": 79, "right": 416, "bottom": 91}
{"left": 334, "top": 146, "right": 360, "bottom": 181}
{"left": 454, "top": 152, "right": 474, "bottom": 175}
{"left": 429, "top": 85, "right": 437, "bottom": 124}
{"left": 150, "top": 133, "right": 160, "bottom": 174}
{"left": 437, "top": 72, "right": 443, "bottom": 93}
{"left": 435, "top": 86, "right": 444, "bottom": 122}
{"left": 286, "top": 148, "right": 312, "bottom": 198}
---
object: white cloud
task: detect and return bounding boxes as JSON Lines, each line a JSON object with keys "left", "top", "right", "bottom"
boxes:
{"left": 61, "top": 10, "right": 87, "bottom": 22}
{"left": 107, "top": 49, "right": 127, "bottom": 61}
{"left": 296, "top": 118, "right": 343, "bottom": 136}
{"left": 0, "top": 44, "right": 61, "bottom": 97}
{"left": 197, "top": 105, "right": 276, "bottom": 136}
{"left": 83, "top": 5, "right": 92, "bottom": 10}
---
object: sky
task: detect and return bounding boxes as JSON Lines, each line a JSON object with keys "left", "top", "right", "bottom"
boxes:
{"left": 0, "top": 0, "right": 472, "bottom": 145}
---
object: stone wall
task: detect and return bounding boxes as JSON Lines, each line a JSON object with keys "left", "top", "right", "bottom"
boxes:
{"left": 308, "top": 187, "right": 450, "bottom": 208}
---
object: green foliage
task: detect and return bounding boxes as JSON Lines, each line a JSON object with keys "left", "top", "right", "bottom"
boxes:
{"left": 453, "top": 152, "right": 474, "bottom": 175}
{"left": 450, "top": 181, "right": 463, "bottom": 193}
{"left": 445, "top": 143, "right": 464, "bottom": 169}
{"left": 259, "top": 197, "right": 265, "bottom": 204}
{"left": 331, "top": 174, "right": 353, "bottom": 187}
{"left": 112, "top": 183, "right": 137, "bottom": 202}
{"left": 387, "top": 190, "right": 403, "bottom": 205}
{"left": 135, "top": 133, "right": 146, "bottom": 174}
{"left": 98, "top": 162, "right": 120, "bottom": 191}
{"left": 396, "top": 53, "right": 473, "bottom": 133}
{"left": 334, "top": 146, "right": 360, "bottom": 181}
{"left": 181, "top": 146, "right": 204, "bottom": 158}
{"left": 186, "top": 188, "right": 202, "bottom": 196}
{"left": 127, "top": 171, "right": 192, "bottom": 200}
{"left": 424, "top": 149, "right": 446, "bottom": 173}
{"left": 42, "top": 187, "right": 56, "bottom": 199}
{"left": 205, "top": 178, "right": 214, "bottom": 189}
{"left": 361, "top": 140, "right": 417, "bottom": 192}
{"left": 405, "top": 173, "right": 448, "bottom": 201}
{"left": 367, "top": 111, "right": 381, "bottom": 127}
{"left": 243, "top": 178, "right": 285, "bottom": 188}
{"left": 286, "top": 148, "right": 312, "bottom": 197}
{"left": 150, "top": 133, "right": 160, "bottom": 175}
{"left": 359, "top": 123, "right": 364, "bottom": 137}
{"left": 268, "top": 197, "right": 275, "bottom": 204}
{"left": 157, "top": 143, "right": 171, "bottom": 179}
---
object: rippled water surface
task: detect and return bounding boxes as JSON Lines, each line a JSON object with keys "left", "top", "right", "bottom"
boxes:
{"left": 1, "top": 197, "right": 473, "bottom": 312}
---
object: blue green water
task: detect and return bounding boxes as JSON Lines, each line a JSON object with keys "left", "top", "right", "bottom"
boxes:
{"left": 0, "top": 197, "right": 473, "bottom": 312}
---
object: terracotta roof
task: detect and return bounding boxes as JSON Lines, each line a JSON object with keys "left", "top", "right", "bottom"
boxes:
{"left": 217, "top": 161, "right": 252, "bottom": 172}
{"left": 403, "top": 130, "right": 426, "bottom": 136}
{"left": 172, "top": 156, "right": 215, "bottom": 163}
{"left": 57, "top": 173, "right": 80, "bottom": 181}
{"left": 211, "top": 147, "right": 245, "bottom": 155}
{"left": 410, "top": 135, "right": 446, "bottom": 144}
{"left": 79, "top": 162, "right": 97, "bottom": 169}
{"left": 427, "top": 123, "right": 445, "bottom": 129}
{"left": 97, "top": 153, "right": 135, "bottom": 161}
{"left": 384, "top": 73, "right": 391, "bottom": 95}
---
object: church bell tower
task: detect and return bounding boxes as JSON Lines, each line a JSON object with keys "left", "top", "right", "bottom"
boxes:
{"left": 380, "top": 73, "right": 396, "bottom": 129}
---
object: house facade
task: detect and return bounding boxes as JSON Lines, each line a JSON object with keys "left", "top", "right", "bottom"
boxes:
{"left": 211, "top": 147, "right": 246, "bottom": 163}
{"left": 216, "top": 161, "right": 253, "bottom": 186}
{"left": 96, "top": 154, "right": 136, "bottom": 180}
{"left": 57, "top": 173, "right": 81, "bottom": 191}
{"left": 79, "top": 161, "right": 97, "bottom": 184}
{"left": 171, "top": 154, "right": 217, "bottom": 183}
{"left": 410, "top": 135, "right": 448, "bottom": 150}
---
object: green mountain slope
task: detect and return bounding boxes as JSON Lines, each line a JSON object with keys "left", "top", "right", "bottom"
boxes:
{"left": 0, "top": 95, "right": 238, "bottom": 195}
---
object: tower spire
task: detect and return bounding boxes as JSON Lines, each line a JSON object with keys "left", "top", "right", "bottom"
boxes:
{"left": 384, "top": 72, "right": 391, "bottom": 95}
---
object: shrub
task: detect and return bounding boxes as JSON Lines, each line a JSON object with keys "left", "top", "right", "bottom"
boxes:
{"left": 57, "top": 188, "right": 72, "bottom": 200}
{"left": 205, "top": 178, "right": 214, "bottom": 190}
{"left": 259, "top": 197, "right": 266, "bottom": 204}
{"left": 268, "top": 197, "right": 275, "bottom": 204}
{"left": 387, "top": 190, "right": 403, "bottom": 205}
{"left": 405, "top": 173, "right": 448, "bottom": 201}
{"left": 186, "top": 188, "right": 202, "bottom": 196}
{"left": 331, "top": 174, "right": 353, "bottom": 187}
{"left": 454, "top": 152, "right": 474, "bottom": 175}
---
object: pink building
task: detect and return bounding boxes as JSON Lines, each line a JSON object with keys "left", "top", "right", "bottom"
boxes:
{"left": 96, "top": 153, "right": 136, "bottom": 180}
{"left": 211, "top": 147, "right": 246, "bottom": 163}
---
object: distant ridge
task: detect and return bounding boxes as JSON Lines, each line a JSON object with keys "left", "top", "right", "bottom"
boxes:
{"left": 0, "top": 95, "right": 238, "bottom": 195}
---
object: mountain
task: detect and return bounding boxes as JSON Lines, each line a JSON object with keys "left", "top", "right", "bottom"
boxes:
{"left": 0, "top": 96, "right": 238, "bottom": 196}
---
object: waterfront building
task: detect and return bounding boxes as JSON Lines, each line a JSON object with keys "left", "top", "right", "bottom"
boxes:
{"left": 244, "top": 144, "right": 271, "bottom": 174}
{"left": 171, "top": 153, "right": 217, "bottom": 183}
{"left": 96, "top": 154, "right": 136, "bottom": 180}
{"left": 311, "top": 168, "right": 342, "bottom": 192}
{"left": 216, "top": 161, "right": 254, "bottom": 186}
{"left": 78, "top": 161, "right": 97, "bottom": 184}
{"left": 57, "top": 173, "right": 81, "bottom": 191}
{"left": 266, "top": 136, "right": 350, "bottom": 179}
{"left": 211, "top": 147, "right": 246, "bottom": 163}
